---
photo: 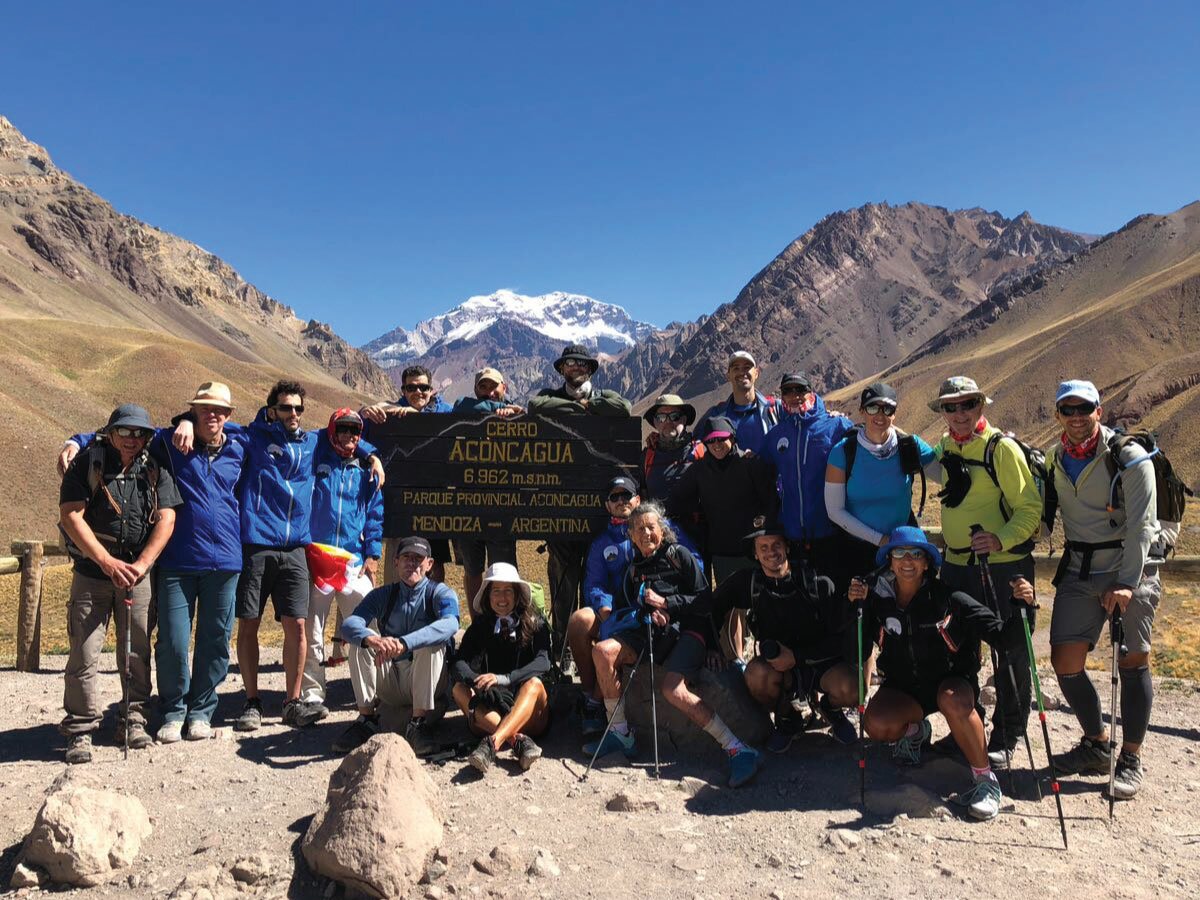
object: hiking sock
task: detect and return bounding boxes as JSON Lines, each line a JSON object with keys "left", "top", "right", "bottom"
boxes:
{"left": 1056, "top": 670, "right": 1104, "bottom": 737}
{"left": 604, "top": 698, "right": 629, "bottom": 734}
{"left": 903, "top": 722, "right": 922, "bottom": 739}
{"left": 1118, "top": 665, "right": 1153, "bottom": 745}
{"left": 970, "top": 765, "right": 998, "bottom": 784}
{"left": 703, "top": 714, "right": 746, "bottom": 752}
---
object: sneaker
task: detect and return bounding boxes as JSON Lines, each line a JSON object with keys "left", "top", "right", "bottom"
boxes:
{"left": 157, "top": 720, "right": 184, "bottom": 744}
{"left": 234, "top": 698, "right": 263, "bottom": 732}
{"left": 65, "top": 734, "right": 93, "bottom": 765}
{"left": 1111, "top": 751, "right": 1144, "bottom": 799}
{"left": 581, "top": 702, "right": 606, "bottom": 738}
{"left": 513, "top": 734, "right": 542, "bottom": 771}
{"left": 332, "top": 716, "right": 380, "bottom": 754}
{"left": 892, "top": 718, "right": 932, "bottom": 767}
{"left": 405, "top": 718, "right": 440, "bottom": 757}
{"left": 185, "top": 720, "right": 213, "bottom": 741}
{"left": 468, "top": 737, "right": 497, "bottom": 774}
{"left": 766, "top": 715, "right": 803, "bottom": 754}
{"left": 1053, "top": 736, "right": 1111, "bottom": 775}
{"left": 728, "top": 746, "right": 762, "bottom": 788}
{"left": 819, "top": 698, "right": 858, "bottom": 746}
{"left": 582, "top": 727, "right": 636, "bottom": 759}
{"left": 282, "top": 698, "right": 326, "bottom": 728}
{"left": 953, "top": 778, "right": 1003, "bottom": 821}
{"left": 986, "top": 730, "right": 1016, "bottom": 770}
{"left": 122, "top": 721, "right": 153, "bottom": 750}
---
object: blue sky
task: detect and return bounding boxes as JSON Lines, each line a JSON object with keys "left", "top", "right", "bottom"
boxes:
{"left": 3, "top": 2, "right": 1197, "bottom": 344}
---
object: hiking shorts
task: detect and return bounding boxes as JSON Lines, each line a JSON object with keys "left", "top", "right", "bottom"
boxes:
{"left": 236, "top": 545, "right": 309, "bottom": 621}
{"left": 614, "top": 626, "right": 678, "bottom": 667}
{"left": 885, "top": 674, "right": 980, "bottom": 718}
{"left": 1049, "top": 569, "right": 1160, "bottom": 654}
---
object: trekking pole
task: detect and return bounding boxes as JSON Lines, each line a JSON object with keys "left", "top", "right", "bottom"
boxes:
{"left": 1108, "top": 608, "right": 1126, "bottom": 821}
{"left": 580, "top": 643, "right": 647, "bottom": 781}
{"left": 1016, "top": 593, "right": 1068, "bottom": 850}
{"left": 122, "top": 587, "right": 133, "bottom": 761}
{"left": 646, "top": 612, "right": 660, "bottom": 779}
{"left": 856, "top": 591, "right": 866, "bottom": 810}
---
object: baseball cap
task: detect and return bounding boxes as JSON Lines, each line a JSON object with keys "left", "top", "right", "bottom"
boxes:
{"left": 1055, "top": 380, "right": 1101, "bottom": 406}
{"left": 604, "top": 475, "right": 639, "bottom": 499}
{"left": 860, "top": 381, "right": 898, "bottom": 409}
{"left": 475, "top": 367, "right": 505, "bottom": 386}
{"left": 780, "top": 372, "right": 813, "bottom": 391}
{"left": 727, "top": 350, "right": 756, "bottom": 369}
{"left": 704, "top": 416, "right": 736, "bottom": 440}
{"left": 395, "top": 536, "right": 432, "bottom": 558}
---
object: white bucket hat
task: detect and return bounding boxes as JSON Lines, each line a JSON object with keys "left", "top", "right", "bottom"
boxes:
{"left": 470, "top": 561, "right": 533, "bottom": 615}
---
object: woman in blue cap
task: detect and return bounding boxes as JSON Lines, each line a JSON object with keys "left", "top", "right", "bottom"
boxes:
{"left": 847, "top": 526, "right": 1029, "bottom": 821}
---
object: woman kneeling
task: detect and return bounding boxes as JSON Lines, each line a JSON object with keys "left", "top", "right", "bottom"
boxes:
{"left": 453, "top": 562, "right": 552, "bottom": 774}
{"left": 848, "top": 526, "right": 1025, "bottom": 821}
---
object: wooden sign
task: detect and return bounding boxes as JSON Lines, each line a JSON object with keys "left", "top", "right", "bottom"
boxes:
{"left": 369, "top": 413, "right": 642, "bottom": 539}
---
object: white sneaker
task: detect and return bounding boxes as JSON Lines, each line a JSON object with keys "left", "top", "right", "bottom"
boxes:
{"left": 185, "top": 720, "right": 213, "bottom": 741}
{"left": 158, "top": 720, "right": 184, "bottom": 744}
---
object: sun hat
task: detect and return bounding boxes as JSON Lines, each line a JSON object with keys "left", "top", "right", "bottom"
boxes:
{"left": 927, "top": 376, "right": 993, "bottom": 413}
{"left": 642, "top": 393, "right": 696, "bottom": 426}
{"left": 553, "top": 344, "right": 599, "bottom": 375}
{"left": 188, "top": 381, "right": 235, "bottom": 410}
{"left": 103, "top": 403, "right": 153, "bottom": 433}
{"left": 470, "top": 561, "right": 534, "bottom": 615}
{"left": 874, "top": 525, "right": 943, "bottom": 569}
{"left": 1055, "top": 380, "right": 1100, "bottom": 406}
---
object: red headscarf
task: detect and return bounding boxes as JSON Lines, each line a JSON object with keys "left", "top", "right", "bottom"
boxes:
{"left": 328, "top": 408, "right": 363, "bottom": 458}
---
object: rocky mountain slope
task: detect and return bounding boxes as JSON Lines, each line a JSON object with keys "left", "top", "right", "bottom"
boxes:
{"left": 613, "top": 203, "right": 1091, "bottom": 412}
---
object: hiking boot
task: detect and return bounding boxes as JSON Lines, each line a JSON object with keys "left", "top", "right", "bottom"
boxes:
{"left": 728, "top": 746, "right": 762, "bottom": 788}
{"left": 282, "top": 699, "right": 325, "bottom": 728}
{"left": 953, "top": 778, "right": 1003, "bottom": 821}
{"left": 892, "top": 718, "right": 932, "bottom": 767}
{"left": 303, "top": 700, "right": 329, "bottom": 723}
{"left": 332, "top": 716, "right": 379, "bottom": 754}
{"left": 405, "top": 718, "right": 440, "bottom": 757}
{"left": 65, "top": 734, "right": 93, "bottom": 765}
{"left": 468, "top": 737, "right": 497, "bottom": 775}
{"left": 513, "top": 734, "right": 543, "bottom": 771}
{"left": 234, "top": 698, "right": 263, "bottom": 732}
{"left": 582, "top": 727, "right": 636, "bottom": 759}
{"left": 766, "top": 715, "right": 803, "bottom": 754}
{"left": 581, "top": 701, "right": 606, "bottom": 738}
{"left": 122, "top": 721, "right": 153, "bottom": 750}
{"left": 819, "top": 698, "right": 857, "bottom": 746}
{"left": 157, "top": 720, "right": 184, "bottom": 744}
{"left": 1111, "top": 751, "right": 1144, "bottom": 800}
{"left": 1053, "top": 735, "right": 1111, "bottom": 775}
{"left": 185, "top": 720, "right": 213, "bottom": 741}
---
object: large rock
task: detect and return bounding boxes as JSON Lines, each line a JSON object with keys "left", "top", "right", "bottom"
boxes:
{"left": 302, "top": 734, "right": 444, "bottom": 899}
{"left": 624, "top": 663, "right": 772, "bottom": 756}
{"left": 19, "top": 783, "right": 152, "bottom": 886}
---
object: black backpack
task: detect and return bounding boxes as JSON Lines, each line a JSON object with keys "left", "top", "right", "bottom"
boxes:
{"left": 843, "top": 428, "right": 927, "bottom": 517}
{"left": 59, "top": 440, "right": 162, "bottom": 563}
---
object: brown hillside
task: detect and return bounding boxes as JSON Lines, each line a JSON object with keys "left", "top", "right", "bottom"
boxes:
{"left": 833, "top": 201, "right": 1200, "bottom": 479}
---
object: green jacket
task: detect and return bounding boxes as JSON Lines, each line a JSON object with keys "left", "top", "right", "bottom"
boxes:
{"left": 527, "top": 385, "right": 632, "bottom": 417}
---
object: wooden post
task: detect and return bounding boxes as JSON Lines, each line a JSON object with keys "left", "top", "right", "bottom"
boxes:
{"left": 15, "top": 540, "right": 45, "bottom": 672}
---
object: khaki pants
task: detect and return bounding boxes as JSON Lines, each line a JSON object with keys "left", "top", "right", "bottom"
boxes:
{"left": 377, "top": 646, "right": 447, "bottom": 731}
{"left": 61, "top": 571, "right": 152, "bottom": 735}
{"left": 301, "top": 576, "right": 376, "bottom": 710}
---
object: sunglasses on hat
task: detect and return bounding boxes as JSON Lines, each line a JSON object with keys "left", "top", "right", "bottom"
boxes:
{"left": 939, "top": 398, "right": 982, "bottom": 414}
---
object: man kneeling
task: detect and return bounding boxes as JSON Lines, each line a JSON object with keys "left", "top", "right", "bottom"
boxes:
{"left": 713, "top": 522, "right": 858, "bottom": 753}
{"left": 454, "top": 563, "right": 552, "bottom": 775}
{"left": 341, "top": 536, "right": 459, "bottom": 754}
{"left": 586, "top": 502, "right": 762, "bottom": 787}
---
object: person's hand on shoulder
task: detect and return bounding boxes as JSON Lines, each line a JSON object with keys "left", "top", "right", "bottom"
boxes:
{"left": 57, "top": 441, "right": 80, "bottom": 477}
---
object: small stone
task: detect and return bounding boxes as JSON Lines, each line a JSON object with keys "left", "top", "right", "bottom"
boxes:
{"left": 127, "top": 873, "right": 142, "bottom": 888}
{"left": 425, "top": 859, "right": 449, "bottom": 882}
{"left": 194, "top": 832, "right": 222, "bottom": 854}
{"left": 606, "top": 790, "right": 662, "bottom": 813}
{"left": 979, "top": 686, "right": 997, "bottom": 706}
{"left": 425, "top": 887, "right": 445, "bottom": 900}
{"left": 1019, "top": 817, "right": 1038, "bottom": 829}
{"left": 677, "top": 777, "right": 707, "bottom": 797}
{"left": 10, "top": 862, "right": 47, "bottom": 889}
{"left": 825, "top": 828, "right": 862, "bottom": 853}
{"left": 771, "top": 891, "right": 785, "bottom": 899}
{"left": 527, "top": 850, "right": 561, "bottom": 879}
{"left": 1042, "top": 695, "right": 1062, "bottom": 711}
{"left": 938, "top": 865, "right": 954, "bottom": 877}
{"left": 230, "top": 852, "right": 272, "bottom": 885}
{"left": 473, "top": 845, "right": 522, "bottom": 876}
{"left": 767, "top": 854, "right": 784, "bottom": 869}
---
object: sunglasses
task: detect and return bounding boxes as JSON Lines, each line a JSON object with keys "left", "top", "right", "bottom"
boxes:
{"left": 889, "top": 547, "right": 926, "bottom": 560}
{"left": 112, "top": 426, "right": 152, "bottom": 439}
{"left": 1057, "top": 401, "right": 1097, "bottom": 417}
{"left": 939, "top": 398, "right": 982, "bottom": 414}
{"left": 403, "top": 383, "right": 432, "bottom": 393}
{"left": 863, "top": 402, "right": 897, "bottom": 416}
{"left": 781, "top": 385, "right": 810, "bottom": 396}
{"left": 653, "top": 411, "right": 686, "bottom": 423}
{"left": 274, "top": 403, "right": 304, "bottom": 414}
{"left": 335, "top": 425, "right": 362, "bottom": 436}
{"left": 703, "top": 436, "right": 731, "bottom": 445}
{"left": 607, "top": 490, "right": 634, "bottom": 503}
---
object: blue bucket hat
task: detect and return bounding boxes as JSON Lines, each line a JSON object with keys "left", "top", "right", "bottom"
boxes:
{"left": 874, "top": 525, "right": 943, "bottom": 569}
{"left": 103, "top": 403, "right": 153, "bottom": 433}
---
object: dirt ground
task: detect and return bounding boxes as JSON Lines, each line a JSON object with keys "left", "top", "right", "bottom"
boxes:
{"left": 2, "top": 646, "right": 1198, "bottom": 900}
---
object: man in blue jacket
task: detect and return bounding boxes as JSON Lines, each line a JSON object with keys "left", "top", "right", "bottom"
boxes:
{"left": 341, "top": 536, "right": 460, "bottom": 754}
{"left": 695, "top": 351, "right": 784, "bottom": 457}
{"left": 762, "top": 373, "right": 854, "bottom": 573}
{"left": 301, "top": 409, "right": 386, "bottom": 753}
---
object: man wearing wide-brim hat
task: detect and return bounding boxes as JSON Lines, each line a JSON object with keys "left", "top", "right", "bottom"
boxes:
{"left": 640, "top": 393, "right": 704, "bottom": 506}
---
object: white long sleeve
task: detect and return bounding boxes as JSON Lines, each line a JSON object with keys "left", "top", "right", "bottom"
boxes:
{"left": 824, "top": 479, "right": 885, "bottom": 546}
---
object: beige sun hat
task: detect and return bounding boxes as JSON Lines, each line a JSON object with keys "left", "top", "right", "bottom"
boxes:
{"left": 470, "top": 561, "right": 533, "bottom": 615}
{"left": 927, "top": 376, "right": 992, "bottom": 413}
{"left": 188, "top": 381, "right": 235, "bottom": 410}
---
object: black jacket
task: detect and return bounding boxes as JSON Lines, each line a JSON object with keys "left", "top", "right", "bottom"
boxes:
{"left": 667, "top": 449, "right": 778, "bottom": 557}
{"left": 453, "top": 615, "right": 552, "bottom": 688}
{"left": 851, "top": 574, "right": 1003, "bottom": 692}
{"left": 712, "top": 565, "right": 844, "bottom": 663}
{"left": 616, "top": 541, "right": 711, "bottom": 642}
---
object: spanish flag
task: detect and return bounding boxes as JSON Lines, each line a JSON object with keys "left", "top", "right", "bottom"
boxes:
{"left": 305, "top": 543, "right": 363, "bottom": 595}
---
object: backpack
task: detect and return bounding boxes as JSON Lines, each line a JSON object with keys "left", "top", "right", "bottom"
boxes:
{"left": 842, "top": 428, "right": 927, "bottom": 517}
{"left": 60, "top": 440, "right": 162, "bottom": 562}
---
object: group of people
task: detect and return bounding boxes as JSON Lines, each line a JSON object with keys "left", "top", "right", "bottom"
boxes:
{"left": 54, "top": 344, "right": 1166, "bottom": 825}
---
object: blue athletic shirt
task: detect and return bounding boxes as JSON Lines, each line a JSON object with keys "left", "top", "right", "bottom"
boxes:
{"left": 827, "top": 434, "right": 937, "bottom": 536}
